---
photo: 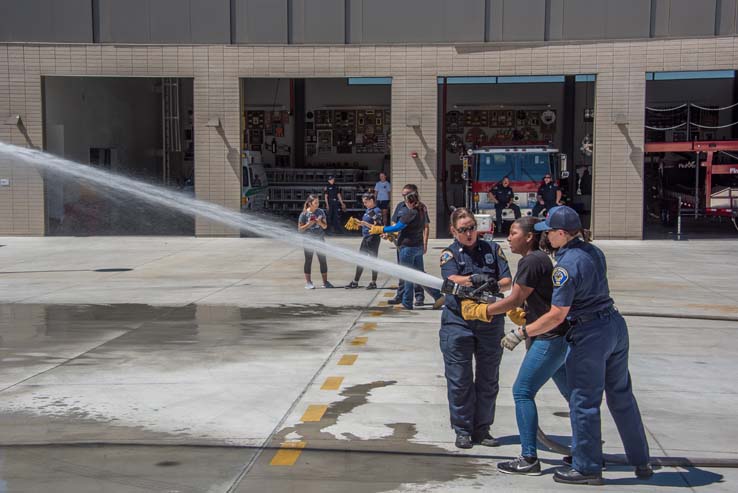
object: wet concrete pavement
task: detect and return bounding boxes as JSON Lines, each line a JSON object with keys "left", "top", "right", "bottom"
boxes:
{"left": 1, "top": 236, "right": 737, "bottom": 492}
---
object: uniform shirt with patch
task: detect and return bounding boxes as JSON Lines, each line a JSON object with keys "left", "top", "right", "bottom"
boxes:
{"left": 551, "top": 238, "right": 614, "bottom": 320}
{"left": 491, "top": 183, "right": 515, "bottom": 205}
{"left": 324, "top": 183, "right": 341, "bottom": 203}
{"left": 361, "top": 206, "right": 383, "bottom": 237}
{"left": 513, "top": 250, "right": 567, "bottom": 339}
{"left": 440, "top": 239, "right": 511, "bottom": 316}
{"left": 537, "top": 183, "right": 559, "bottom": 203}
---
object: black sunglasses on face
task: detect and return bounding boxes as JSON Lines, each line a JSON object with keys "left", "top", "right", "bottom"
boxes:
{"left": 457, "top": 225, "right": 476, "bottom": 234}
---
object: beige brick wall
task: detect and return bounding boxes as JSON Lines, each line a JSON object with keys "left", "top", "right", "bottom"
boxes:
{"left": 1, "top": 37, "right": 736, "bottom": 238}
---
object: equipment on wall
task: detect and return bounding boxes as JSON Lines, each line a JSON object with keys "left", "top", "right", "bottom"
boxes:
{"left": 580, "top": 134, "right": 593, "bottom": 157}
{"left": 541, "top": 109, "right": 556, "bottom": 125}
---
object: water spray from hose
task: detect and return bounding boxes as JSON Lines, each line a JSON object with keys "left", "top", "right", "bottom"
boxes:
{"left": 0, "top": 142, "right": 443, "bottom": 290}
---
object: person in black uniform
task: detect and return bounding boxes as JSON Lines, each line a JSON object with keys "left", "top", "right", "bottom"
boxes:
{"left": 323, "top": 175, "right": 347, "bottom": 235}
{"left": 531, "top": 174, "right": 562, "bottom": 218}
{"left": 501, "top": 206, "right": 652, "bottom": 485}
{"left": 488, "top": 176, "right": 521, "bottom": 234}
{"left": 438, "top": 207, "right": 512, "bottom": 449}
{"left": 347, "top": 193, "right": 382, "bottom": 289}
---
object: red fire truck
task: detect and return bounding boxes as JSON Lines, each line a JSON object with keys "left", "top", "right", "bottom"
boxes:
{"left": 467, "top": 146, "right": 568, "bottom": 231}
{"left": 644, "top": 140, "right": 738, "bottom": 227}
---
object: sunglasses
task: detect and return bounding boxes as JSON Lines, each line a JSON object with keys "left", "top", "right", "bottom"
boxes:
{"left": 544, "top": 176, "right": 551, "bottom": 179}
{"left": 456, "top": 225, "right": 476, "bottom": 234}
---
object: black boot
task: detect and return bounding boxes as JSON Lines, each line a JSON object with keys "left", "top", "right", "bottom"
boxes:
{"left": 455, "top": 433, "right": 473, "bottom": 449}
{"left": 553, "top": 467, "right": 604, "bottom": 485}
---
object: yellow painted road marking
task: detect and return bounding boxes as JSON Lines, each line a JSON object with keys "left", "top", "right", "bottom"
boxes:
{"left": 362, "top": 322, "right": 377, "bottom": 331}
{"left": 301, "top": 404, "right": 328, "bottom": 422}
{"left": 321, "top": 376, "right": 343, "bottom": 390}
{"left": 377, "top": 301, "right": 388, "bottom": 307}
{"left": 338, "top": 354, "right": 358, "bottom": 365}
{"left": 370, "top": 311, "right": 383, "bottom": 317}
{"left": 384, "top": 292, "right": 395, "bottom": 298}
{"left": 270, "top": 441, "right": 306, "bottom": 466}
{"left": 351, "top": 336, "right": 368, "bottom": 346}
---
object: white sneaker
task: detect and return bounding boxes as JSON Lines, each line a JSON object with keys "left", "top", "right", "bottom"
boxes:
{"left": 305, "top": 282, "right": 315, "bottom": 290}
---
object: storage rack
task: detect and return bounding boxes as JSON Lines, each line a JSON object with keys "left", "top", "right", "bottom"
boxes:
{"left": 265, "top": 168, "right": 380, "bottom": 214}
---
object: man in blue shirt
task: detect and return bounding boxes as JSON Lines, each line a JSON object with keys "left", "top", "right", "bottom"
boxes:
{"left": 374, "top": 172, "right": 391, "bottom": 226}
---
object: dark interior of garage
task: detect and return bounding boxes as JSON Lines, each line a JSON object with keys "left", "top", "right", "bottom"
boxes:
{"left": 240, "top": 78, "right": 390, "bottom": 221}
{"left": 42, "top": 76, "right": 195, "bottom": 236}
{"left": 644, "top": 71, "right": 738, "bottom": 239}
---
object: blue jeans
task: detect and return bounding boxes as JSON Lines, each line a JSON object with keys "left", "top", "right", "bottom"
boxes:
{"left": 513, "top": 336, "right": 570, "bottom": 457}
{"left": 566, "top": 312, "right": 650, "bottom": 474}
{"left": 399, "top": 246, "right": 424, "bottom": 308}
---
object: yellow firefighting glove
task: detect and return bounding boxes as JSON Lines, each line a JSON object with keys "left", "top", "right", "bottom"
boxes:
{"left": 369, "top": 224, "right": 385, "bottom": 236}
{"left": 382, "top": 232, "right": 398, "bottom": 243}
{"left": 506, "top": 307, "right": 527, "bottom": 326}
{"left": 460, "top": 299, "right": 492, "bottom": 323}
{"left": 344, "top": 216, "right": 361, "bottom": 231}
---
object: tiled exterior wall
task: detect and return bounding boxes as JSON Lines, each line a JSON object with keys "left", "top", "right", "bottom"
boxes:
{"left": 1, "top": 38, "right": 736, "bottom": 238}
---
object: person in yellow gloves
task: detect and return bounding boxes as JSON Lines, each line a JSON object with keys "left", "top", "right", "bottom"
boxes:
{"left": 461, "top": 216, "right": 570, "bottom": 475}
{"left": 345, "top": 193, "right": 383, "bottom": 289}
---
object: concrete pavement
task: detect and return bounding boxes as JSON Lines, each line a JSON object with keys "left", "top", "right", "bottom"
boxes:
{"left": 0, "top": 236, "right": 736, "bottom": 492}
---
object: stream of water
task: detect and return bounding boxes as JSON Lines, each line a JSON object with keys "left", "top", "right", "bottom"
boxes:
{"left": 0, "top": 142, "right": 443, "bottom": 290}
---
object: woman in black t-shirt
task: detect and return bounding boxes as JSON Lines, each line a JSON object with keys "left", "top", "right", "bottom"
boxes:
{"left": 460, "top": 216, "right": 570, "bottom": 476}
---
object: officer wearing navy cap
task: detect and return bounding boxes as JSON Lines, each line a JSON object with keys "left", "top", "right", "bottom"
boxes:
{"left": 499, "top": 206, "right": 652, "bottom": 485}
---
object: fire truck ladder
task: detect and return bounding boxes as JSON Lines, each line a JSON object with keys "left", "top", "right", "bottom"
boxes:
{"left": 162, "top": 78, "right": 181, "bottom": 185}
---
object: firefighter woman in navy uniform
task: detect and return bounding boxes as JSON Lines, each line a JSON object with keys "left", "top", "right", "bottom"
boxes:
{"left": 439, "top": 207, "right": 512, "bottom": 449}
{"left": 531, "top": 173, "right": 562, "bottom": 218}
{"left": 501, "top": 206, "right": 652, "bottom": 485}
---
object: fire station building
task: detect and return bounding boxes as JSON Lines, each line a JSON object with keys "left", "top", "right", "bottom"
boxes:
{"left": 2, "top": 0, "right": 738, "bottom": 239}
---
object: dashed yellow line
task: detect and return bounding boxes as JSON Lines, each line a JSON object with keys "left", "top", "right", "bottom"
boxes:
{"left": 301, "top": 404, "right": 328, "bottom": 422}
{"left": 321, "top": 376, "right": 343, "bottom": 390}
{"left": 270, "top": 441, "right": 306, "bottom": 466}
{"left": 377, "top": 301, "right": 389, "bottom": 307}
{"left": 369, "top": 310, "right": 384, "bottom": 317}
{"left": 383, "top": 292, "right": 395, "bottom": 298}
{"left": 350, "top": 336, "right": 368, "bottom": 346}
{"left": 361, "top": 322, "right": 377, "bottom": 331}
{"left": 338, "top": 354, "right": 358, "bottom": 365}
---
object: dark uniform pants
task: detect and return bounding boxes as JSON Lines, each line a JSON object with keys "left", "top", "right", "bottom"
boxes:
{"left": 439, "top": 313, "right": 505, "bottom": 436}
{"left": 532, "top": 201, "right": 557, "bottom": 218}
{"left": 494, "top": 203, "right": 521, "bottom": 232}
{"left": 353, "top": 235, "right": 381, "bottom": 282}
{"left": 566, "top": 312, "right": 650, "bottom": 474}
{"left": 327, "top": 201, "right": 342, "bottom": 234}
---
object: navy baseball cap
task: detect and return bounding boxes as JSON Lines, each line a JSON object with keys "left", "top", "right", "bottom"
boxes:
{"left": 328, "top": 175, "right": 335, "bottom": 180}
{"left": 534, "top": 205, "right": 582, "bottom": 231}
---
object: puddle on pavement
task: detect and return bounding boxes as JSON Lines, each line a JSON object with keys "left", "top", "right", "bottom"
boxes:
{"left": 256, "top": 381, "right": 492, "bottom": 493}
{"left": 0, "top": 302, "right": 370, "bottom": 371}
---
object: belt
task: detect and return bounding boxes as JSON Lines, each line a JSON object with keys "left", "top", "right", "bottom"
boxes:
{"left": 570, "top": 306, "right": 618, "bottom": 326}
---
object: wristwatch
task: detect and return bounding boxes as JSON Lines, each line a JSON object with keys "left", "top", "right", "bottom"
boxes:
{"left": 519, "top": 325, "right": 529, "bottom": 340}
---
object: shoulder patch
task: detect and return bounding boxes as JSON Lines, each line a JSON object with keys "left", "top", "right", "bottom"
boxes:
{"left": 496, "top": 244, "right": 507, "bottom": 262}
{"left": 552, "top": 266, "right": 570, "bottom": 287}
{"left": 440, "top": 249, "right": 454, "bottom": 266}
